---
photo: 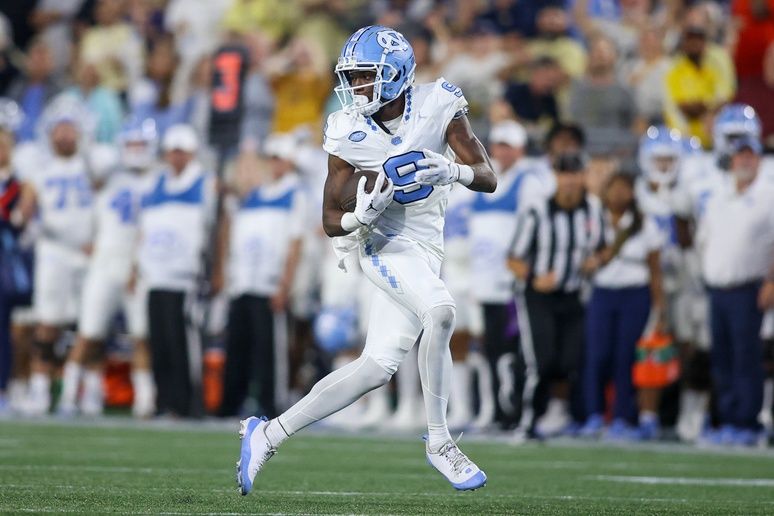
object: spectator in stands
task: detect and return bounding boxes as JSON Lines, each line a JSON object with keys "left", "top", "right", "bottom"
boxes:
{"left": 625, "top": 24, "right": 671, "bottom": 128}
{"left": 28, "top": 0, "right": 85, "bottom": 76}
{"left": 499, "top": 56, "right": 562, "bottom": 150}
{"left": 697, "top": 135, "right": 774, "bottom": 446}
{"left": 137, "top": 124, "right": 218, "bottom": 417}
{"left": 268, "top": 37, "right": 331, "bottom": 135}
{"left": 164, "top": 0, "right": 231, "bottom": 80}
{"left": 580, "top": 172, "right": 665, "bottom": 440}
{"left": 6, "top": 38, "right": 63, "bottom": 142}
{"left": 664, "top": 23, "right": 735, "bottom": 148}
{"left": 239, "top": 32, "right": 275, "bottom": 150}
{"left": 219, "top": 133, "right": 304, "bottom": 419}
{"left": 528, "top": 5, "right": 587, "bottom": 83}
{"left": 734, "top": 43, "right": 774, "bottom": 151}
{"left": 732, "top": 0, "right": 774, "bottom": 83}
{"left": 57, "top": 58, "right": 123, "bottom": 143}
{"left": 441, "top": 23, "right": 509, "bottom": 137}
{"left": 508, "top": 152, "right": 604, "bottom": 438}
{"left": 129, "top": 34, "right": 192, "bottom": 139}
{"left": 221, "top": 0, "right": 301, "bottom": 42}
{"left": 568, "top": 35, "right": 640, "bottom": 157}
{"left": 475, "top": 0, "right": 541, "bottom": 37}
{"left": 79, "top": 0, "right": 144, "bottom": 95}
{"left": 573, "top": 0, "right": 652, "bottom": 66}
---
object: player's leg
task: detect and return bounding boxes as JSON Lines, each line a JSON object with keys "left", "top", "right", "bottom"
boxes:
{"left": 9, "top": 312, "right": 34, "bottom": 413}
{"left": 29, "top": 253, "right": 71, "bottom": 415}
{"left": 358, "top": 236, "right": 485, "bottom": 490}
{"left": 236, "top": 288, "right": 420, "bottom": 495}
{"left": 446, "top": 294, "right": 474, "bottom": 430}
{"left": 60, "top": 268, "right": 117, "bottom": 415}
{"left": 125, "top": 284, "right": 154, "bottom": 418}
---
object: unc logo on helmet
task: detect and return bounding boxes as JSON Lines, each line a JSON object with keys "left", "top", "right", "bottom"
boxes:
{"left": 376, "top": 30, "right": 409, "bottom": 53}
{"left": 334, "top": 25, "right": 416, "bottom": 116}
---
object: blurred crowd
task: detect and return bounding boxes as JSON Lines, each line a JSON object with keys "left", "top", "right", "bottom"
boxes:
{"left": 0, "top": 0, "right": 773, "bottom": 449}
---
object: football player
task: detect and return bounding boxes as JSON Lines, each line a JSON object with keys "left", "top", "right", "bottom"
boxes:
{"left": 16, "top": 110, "right": 95, "bottom": 416}
{"left": 237, "top": 26, "right": 497, "bottom": 493}
{"left": 58, "top": 118, "right": 158, "bottom": 417}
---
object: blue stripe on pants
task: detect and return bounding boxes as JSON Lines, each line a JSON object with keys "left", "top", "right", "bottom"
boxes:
{"left": 583, "top": 286, "right": 651, "bottom": 423}
{"left": 707, "top": 282, "right": 764, "bottom": 430}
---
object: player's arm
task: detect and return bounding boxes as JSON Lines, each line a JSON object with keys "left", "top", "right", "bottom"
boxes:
{"left": 446, "top": 115, "right": 497, "bottom": 193}
{"left": 322, "top": 153, "right": 394, "bottom": 237}
{"left": 11, "top": 182, "right": 37, "bottom": 227}
{"left": 415, "top": 114, "right": 497, "bottom": 193}
{"left": 322, "top": 154, "right": 358, "bottom": 237}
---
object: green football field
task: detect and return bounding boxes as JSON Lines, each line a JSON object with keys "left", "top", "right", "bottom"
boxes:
{"left": 1, "top": 419, "right": 773, "bottom": 515}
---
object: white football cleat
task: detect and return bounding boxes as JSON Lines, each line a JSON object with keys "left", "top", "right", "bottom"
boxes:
{"left": 426, "top": 437, "right": 487, "bottom": 491}
{"left": 236, "top": 416, "right": 276, "bottom": 496}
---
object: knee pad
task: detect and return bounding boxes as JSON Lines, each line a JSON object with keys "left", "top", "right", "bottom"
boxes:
{"left": 422, "top": 304, "right": 456, "bottom": 334}
{"left": 33, "top": 340, "right": 55, "bottom": 362}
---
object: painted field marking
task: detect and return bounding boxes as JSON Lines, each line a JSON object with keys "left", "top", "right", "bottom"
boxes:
{"left": 591, "top": 475, "right": 774, "bottom": 487}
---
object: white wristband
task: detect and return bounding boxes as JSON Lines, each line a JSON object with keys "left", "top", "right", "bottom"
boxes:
{"left": 456, "top": 164, "right": 474, "bottom": 186}
{"left": 341, "top": 211, "right": 364, "bottom": 232}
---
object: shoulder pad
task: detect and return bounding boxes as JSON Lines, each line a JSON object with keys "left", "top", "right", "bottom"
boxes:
{"left": 418, "top": 77, "right": 467, "bottom": 120}
{"left": 323, "top": 110, "right": 360, "bottom": 156}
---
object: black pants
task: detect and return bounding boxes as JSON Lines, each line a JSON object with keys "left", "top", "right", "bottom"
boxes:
{"left": 219, "top": 294, "right": 276, "bottom": 418}
{"left": 482, "top": 303, "right": 519, "bottom": 426}
{"left": 148, "top": 289, "right": 197, "bottom": 417}
{"left": 517, "top": 288, "right": 584, "bottom": 429}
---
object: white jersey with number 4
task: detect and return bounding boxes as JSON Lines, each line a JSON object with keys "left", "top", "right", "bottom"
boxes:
{"left": 323, "top": 77, "right": 469, "bottom": 260}
{"left": 90, "top": 170, "right": 149, "bottom": 279}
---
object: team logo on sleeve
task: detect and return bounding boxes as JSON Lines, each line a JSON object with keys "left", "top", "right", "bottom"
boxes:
{"left": 348, "top": 131, "right": 367, "bottom": 142}
{"left": 377, "top": 30, "right": 409, "bottom": 53}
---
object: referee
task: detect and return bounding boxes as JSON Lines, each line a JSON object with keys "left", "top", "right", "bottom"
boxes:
{"left": 508, "top": 152, "right": 604, "bottom": 438}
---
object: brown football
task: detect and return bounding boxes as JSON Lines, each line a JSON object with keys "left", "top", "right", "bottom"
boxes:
{"left": 339, "top": 170, "right": 388, "bottom": 212}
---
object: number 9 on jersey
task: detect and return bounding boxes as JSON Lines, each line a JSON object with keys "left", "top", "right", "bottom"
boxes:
{"left": 382, "top": 151, "right": 433, "bottom": 205}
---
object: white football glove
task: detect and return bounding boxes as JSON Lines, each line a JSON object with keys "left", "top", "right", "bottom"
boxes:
{"left": 353, "top": 171, "right": 394, "bottom": 226}
{"left": 415, "top": 148, "right": 473, "bottom": 186}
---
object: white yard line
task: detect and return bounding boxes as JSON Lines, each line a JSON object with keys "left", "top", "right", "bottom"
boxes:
{"left": 590, "top": 475, "right": 774, "bottom": 487}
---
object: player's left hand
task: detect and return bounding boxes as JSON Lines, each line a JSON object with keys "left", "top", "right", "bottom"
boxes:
{"left": 416, "top": 148, "right": 463, "bottom": 186}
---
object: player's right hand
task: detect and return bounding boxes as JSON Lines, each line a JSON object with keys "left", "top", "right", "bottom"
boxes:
{"left": 353, "top": 171, "right": 394, "bottom": 226}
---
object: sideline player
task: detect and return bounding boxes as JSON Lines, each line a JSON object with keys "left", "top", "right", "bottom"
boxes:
{"left": 16, "top": 113, "right": 94, "bottom": 415}
{"left": 236, "top": 25, "right": 497, "bottom": 493}
{"left": 58, "top": 119, "right": 158, "bottom": 417}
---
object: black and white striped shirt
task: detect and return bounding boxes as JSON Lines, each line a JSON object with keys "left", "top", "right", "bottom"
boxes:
{"left": 509, "top": 195, "right": 605, "bottom": 293}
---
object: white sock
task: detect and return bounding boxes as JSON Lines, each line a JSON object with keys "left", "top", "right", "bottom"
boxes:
{"left": 82, "top": 371, "right": 103, "bottom": 409}
{"left": 265, "top": 419, "right": 290, "bottom": 448}
{"left": 29, "top": 373, "right": 51, "bottom": 409}
{"left": 131, "top": 369, "right": 155, "bottom": 415}
{"left": 131, "top": 369, "right": 154, "bottom": 400}
{"left": 639, "top": 411, "right": 658, "bottom": 425}
{"left": 59, "top": 362, "right": 83, "bottom": 408}
{"left": 278, "top": 354, "right": 392, "bottom": 435}
{"left": 418, "top": 305, "right": 455, "bottom": 452}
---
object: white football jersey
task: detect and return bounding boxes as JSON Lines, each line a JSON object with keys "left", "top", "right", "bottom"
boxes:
{"left": 33, "top": 154, "right": 94, "bottom": 249}
{"left": 90, "top": 170, "right": 151, "bottom": 277}
{"left": 323, "top": 77, "right": 469, "bottom": 259}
